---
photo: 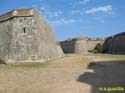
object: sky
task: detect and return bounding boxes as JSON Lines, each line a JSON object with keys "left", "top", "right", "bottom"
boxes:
{"left": 0, "top": 0, "right": 125, "bottom": 40}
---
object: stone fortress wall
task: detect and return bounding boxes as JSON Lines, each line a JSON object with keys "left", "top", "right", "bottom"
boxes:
{"left": 0, "top": 8, "right": 63, "bottom": 62}
{"left": 87, "top": 38, "right": 105, "bottom": 52}
{"left": 0, "top": 8, "right": 124, "bottom": 63}
{"left": 60, "top": 32, "right": 125, "bottom": 55}
{"left": 60, "top": 37, "right": 105, "bottom": 54}
{"left": 104, "top": 32, "right": 125, "bottom": 54}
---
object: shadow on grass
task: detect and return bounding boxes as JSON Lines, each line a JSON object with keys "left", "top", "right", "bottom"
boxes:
{"left": 77, "top": 60, "right": 125, "bottom": 93}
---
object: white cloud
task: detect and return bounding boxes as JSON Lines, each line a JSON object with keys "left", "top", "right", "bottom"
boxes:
{"left": 44, "top": 11, "right": 63, "bottom": 18}
{"left": 71, "top": 10, "right": 83, "bottom": 14}
{"left": 40, "top": 6, "right": 46, "bottom": 11}
{"left": 86, "top": 5, "right": 113, "bottom": 14}
{"left": 53, "top": 11, "right": 63, "bottom": 17}
{"left": 71, "top": 0, "right": 91, "bottom": 6}
{"left": 60, "top": 19, "right": 76, "bottom": 24}
{"left": 50, "top": 18, "right": 77, "bottom": 25}
{"left": 79, "top": 0, "right": 91, "bottom": 4}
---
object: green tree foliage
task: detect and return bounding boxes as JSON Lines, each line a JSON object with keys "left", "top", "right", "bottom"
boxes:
{"left": 95, "top": 43, "right": 105, "bottom": 53}
{"left": 0, "top": 59, "right": 6, "bottom": 64}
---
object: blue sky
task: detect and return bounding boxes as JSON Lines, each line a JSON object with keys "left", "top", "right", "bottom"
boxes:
{"left": 0, "top": 0, "right": 125, "bottom": 40}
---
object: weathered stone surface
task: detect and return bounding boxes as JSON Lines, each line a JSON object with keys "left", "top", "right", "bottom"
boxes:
{"left": 60, "top": 37, "right": 105, "bottom": 54}
{"left": 57, "top": 45, "right": 64, "bottom": 57}
{"left": 60, "top": 32, "right": 125, "bottom": 55}
{"left": 0, "top": 8, "right": 63, "bottom": 62}
{"left": 104, "top": 32, "right": 125, "bottom": 54}
{"left": 87, "top": 38, "right": 105, "bottom": 52}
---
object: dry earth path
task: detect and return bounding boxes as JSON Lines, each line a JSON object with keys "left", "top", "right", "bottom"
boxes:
{"left": 0, "top": 54, "right": 125, "bottom": 93}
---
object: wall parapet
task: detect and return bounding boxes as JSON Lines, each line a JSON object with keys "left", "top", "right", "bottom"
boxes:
{"left": 0, "top": 8, "right": 35, "bottom": 23}
{"left": 87, "top": 38, "right": 105, "bottom": 41}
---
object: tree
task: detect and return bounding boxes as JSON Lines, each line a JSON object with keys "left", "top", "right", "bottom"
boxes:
{"left": 95, "top": 43, "right": 105, "bottom": 53}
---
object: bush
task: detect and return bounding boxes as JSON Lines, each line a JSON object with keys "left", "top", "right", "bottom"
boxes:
{"left": 95, "top": 43, "right": 105, "bottom": 53}
{"left": 0, "top": 59, "right": 6, "bottom": 64}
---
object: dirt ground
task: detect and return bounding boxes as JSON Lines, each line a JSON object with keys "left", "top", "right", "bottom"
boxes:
{"left": 0, "top": 54, "right": 125, "bottom": 93}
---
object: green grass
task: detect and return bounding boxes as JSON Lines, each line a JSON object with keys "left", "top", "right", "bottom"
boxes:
{"left": 84, "top": 54, "right": 125, "bottom": 61}
{"left": 6, "top": 62, "right": 50, "bottom": 69}
{"left": 96, "top": 54, "right": 125, "bottom": 60}
{"left": 86, "top": 54, "right": 125, "bottom": 61}
{"left": 0, "top": 55, "right": 68, "bottom": 69}
{"left": 1, "top": 54, "right": 125, "bottom": 69}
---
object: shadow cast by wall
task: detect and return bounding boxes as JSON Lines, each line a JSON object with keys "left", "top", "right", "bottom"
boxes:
{"left": 77, "top": 61, "right": 125, "bottom": 93}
